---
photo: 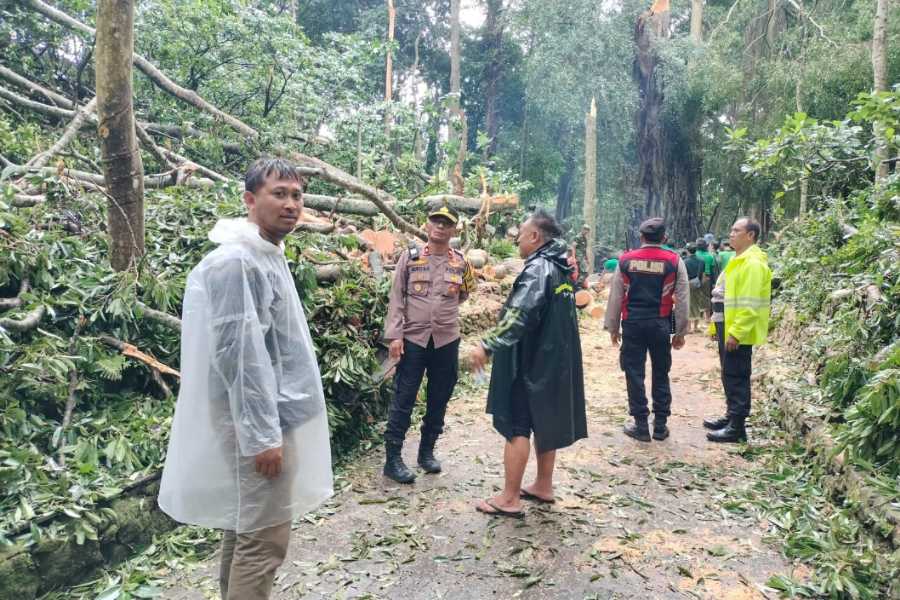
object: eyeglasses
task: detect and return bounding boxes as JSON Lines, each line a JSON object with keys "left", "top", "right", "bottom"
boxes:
{"left": 429, "top": 219, "right": 455, "bottom": 229}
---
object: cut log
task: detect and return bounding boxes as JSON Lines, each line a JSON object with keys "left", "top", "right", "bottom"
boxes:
{"left": 360, "top": 229, "right": 399, "bottom": 257}
{"left": 587, "top": 302, "right": 605, "bottom": 320}
{"left": 466, "top": 249, "right": 488, "bottom": 269}
{"left": 575, "top": 290, "right": 592, "bottom": 309}
{"left": 315, "top": 264, "right": 341, "bottom": 282}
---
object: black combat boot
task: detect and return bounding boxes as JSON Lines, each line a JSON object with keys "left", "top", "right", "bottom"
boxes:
{"left": 417, "top": 433, "right": 442, "bottom": 474}
{"left": 383, "top": 442, "right": 416, "bottom": 483}
{"left": 652, "top": 417, "right": 669, "bottom": 441}
{"left": 702, "top": 415, "right": 730, "bottom": 430}
{"left": 706, "top": 417, "right": 747, "bottom": 443}
{"left": 623, "top": 416, "right": 651, "bottom": 442}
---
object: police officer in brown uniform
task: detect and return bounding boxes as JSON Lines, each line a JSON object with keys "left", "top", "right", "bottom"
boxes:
{"left": 383, "top": 206, "right": 477, "bottom": 483}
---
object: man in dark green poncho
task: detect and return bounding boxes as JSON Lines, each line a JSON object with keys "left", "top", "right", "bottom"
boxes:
{"left": 469, "top": 209, "right": 588, "bottom": 517}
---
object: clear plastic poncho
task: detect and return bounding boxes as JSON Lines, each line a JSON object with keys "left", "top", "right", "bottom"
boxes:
{"left": 158, "top": 218, "right": 333, "bottom": 533}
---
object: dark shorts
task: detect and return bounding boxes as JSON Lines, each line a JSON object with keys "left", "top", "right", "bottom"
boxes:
{"left": 507, "top": 379, "right": 533, "bottom": 440}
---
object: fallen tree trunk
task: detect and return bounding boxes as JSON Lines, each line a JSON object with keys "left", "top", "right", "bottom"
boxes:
{"left": 26, "top": 0, "right": 259, "bottom": 139}
{"left": 303, "top": 194, "right": 391, "bottom": 217}
{"left": 422, "top": 194, "right": 518, "bottom": 214}
{"left": 293, "top": 152, "right": 426, "bottom": 241}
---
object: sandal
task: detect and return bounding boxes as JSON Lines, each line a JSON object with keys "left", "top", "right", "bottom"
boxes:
{"left": 475, "top": 499, "right": 525, "bottom": 519}
{"left": 520, "top": 489, "right": 555, "bottom": 504}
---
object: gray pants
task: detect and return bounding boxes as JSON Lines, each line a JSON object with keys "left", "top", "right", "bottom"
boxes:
{"left": 219, "top": 521, "right": 291, "bottom": 600}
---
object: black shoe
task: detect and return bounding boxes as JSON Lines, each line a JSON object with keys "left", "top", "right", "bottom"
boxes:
{"left": 383, "top": 443, "right": 416, "bottom": 483}
{"left": 624, "top": 418, "right": 651, "bottom": 442}
{"left": 702, "top": 416, "right": 729, "bottom": 430}
{"left": 706, "top": 418, "right": 747, "bottom": 443}
{"left": 652, "top": 420, "right": 670, "bottom": 441}
{"left": 417, "top": 433, "right": 442, "bottom": 474}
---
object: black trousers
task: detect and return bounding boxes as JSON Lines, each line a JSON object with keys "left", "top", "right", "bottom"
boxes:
{"left": 620, "top": 318, "right": 672, "bottom": 419}
{"left": 384, "top": 337, "right": 459, "bottom": 446}
{"left": 715, "top": 321, "right": 726, "bottom": 388}
{"left": 722, "top": 338, "right": 753, "bottom": 419}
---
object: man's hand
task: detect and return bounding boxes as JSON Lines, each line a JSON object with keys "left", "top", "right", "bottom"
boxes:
{"left": 725, "top": 335, "right": 740, "bottom": 352}
{"left": 255, "top": 446, "right": 283, "bottom": 479}
{"left": 470, "top": 344, "right": 489, "bottom": 371}
{"left": 389, "top": 339, "right": 404, "bottom": 361}
{"left": 671, "top": 335, "right": 685, "bottom": 350}
{"left": 609, "top": 332, "right": 621, "bottom": 347}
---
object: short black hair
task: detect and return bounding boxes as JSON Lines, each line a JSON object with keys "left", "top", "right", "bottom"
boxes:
{"left": 527, "top": 208, "right": 563, "bottom": 241}
{"left": 642, "top": 229, "right": 665, "bottom": 243}
{"left": 245, "top": 157, "right": 306, "bottom": 193}
{"left": 736, "top": 216, "right": 761, "bottom": 242}
{"left": 695, "top": 238, "right": 708, "bottom": 250}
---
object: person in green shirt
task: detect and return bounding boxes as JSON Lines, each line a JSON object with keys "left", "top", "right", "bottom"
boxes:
{"left": 695, "top": 239, "right": 717, "bottom": 319}
{"left": 603, "top": 255, "right": 619, "bottom": 273}
{"left": 718, "top": 240, "right": 735, "bottom": 271}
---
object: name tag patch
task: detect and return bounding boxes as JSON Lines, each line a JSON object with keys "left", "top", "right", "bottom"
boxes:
{"left": 628, "top": 260, "right": 665, "bottom": 274}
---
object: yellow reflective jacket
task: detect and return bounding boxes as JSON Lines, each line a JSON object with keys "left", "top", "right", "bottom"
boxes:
{"left": 723, "top": 244, "right": 771, "bottom": 345}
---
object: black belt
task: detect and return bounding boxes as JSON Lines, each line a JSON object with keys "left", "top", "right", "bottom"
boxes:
{"left": 713, "top": 302, "right": 724, "bottom": 312}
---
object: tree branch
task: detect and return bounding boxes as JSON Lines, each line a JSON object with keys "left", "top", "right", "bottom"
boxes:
{"left": 292, "top": 152, "right": 426, "bottom": 240}
{"left": 26, "top": 0, "right": 259, "bottom": 138}
{"left": 0, "top": 305, "right": 46, "bottom": 332}
{"left": 26, "top": 96, "right": 98, "bottom": 170}
{"left": 0, "top": 65, "right": 74, "bottom": 108}
{"left": 0, "top": 279, "right": 30, "bottom": 310}
{"left": 0, "top": 83, "right": 75, "bottom": 119}
{"left": 135, "top": 301, "right": 182, "bottom": 331}
{"left": 783, "top": 0, "right": 837, "bottom": 46}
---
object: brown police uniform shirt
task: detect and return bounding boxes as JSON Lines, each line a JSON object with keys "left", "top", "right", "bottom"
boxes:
{"left": 384, "top": 244, "right": 477, "bottom": 349}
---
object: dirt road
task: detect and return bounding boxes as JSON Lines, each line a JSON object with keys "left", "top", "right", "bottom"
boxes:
{"left": 167, "top": 319, "right": 788, "bottom": 599}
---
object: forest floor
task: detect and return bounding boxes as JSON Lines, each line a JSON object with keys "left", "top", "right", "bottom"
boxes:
{"left": 166, "top": 319, "right": 795, "bottom": 600}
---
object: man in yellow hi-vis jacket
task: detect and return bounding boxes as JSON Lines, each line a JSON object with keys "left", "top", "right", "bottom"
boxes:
{"left": 706, "top": 217, "right": 771, "bottom": 443}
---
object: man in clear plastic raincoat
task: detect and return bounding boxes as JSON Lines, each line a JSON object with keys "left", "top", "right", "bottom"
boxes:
{"left": 158, "top": 158, "right": 333, "bottom": 600}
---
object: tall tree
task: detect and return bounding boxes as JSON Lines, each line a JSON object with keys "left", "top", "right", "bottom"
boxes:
{"left": 690, "top": 0, "right": 703, "bottom": 43}
{"left": 584, "top": 97, "right": 597, "bottom": 267}
{"left": 482, "top": 0, "right": 505, "bottom": 157}
{"left": 448, "top": 0, "right": 467, "bottom": 193}
{"left": 873, "top": 0, "right": 890, "bottom": 182}
{"left": 384, "top": 0, "right": 396, "bottom": 136}
{"left": 634, "top": 0, "right": 701, "bottom": 242}
{"left": 96, "top": 0, "right": 144, "bottom": 271}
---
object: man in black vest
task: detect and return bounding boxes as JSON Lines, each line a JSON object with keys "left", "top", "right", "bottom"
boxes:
{"left": 604, "top": 218, "right": 690, "bottom": 442}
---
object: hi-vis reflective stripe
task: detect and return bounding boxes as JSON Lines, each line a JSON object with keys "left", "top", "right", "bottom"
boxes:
{"left": 725, "top": 297, "right": 770, "bottom": 309}
{"left": 555, "top": 282, "right": 573, "bottom": 295}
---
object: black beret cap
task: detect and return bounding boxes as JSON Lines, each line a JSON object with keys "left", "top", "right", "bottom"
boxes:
{"left": 639, "top": 217, "right": 665, "bottom": 236}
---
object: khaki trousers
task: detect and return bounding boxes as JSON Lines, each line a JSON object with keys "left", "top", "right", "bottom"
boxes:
{"left": 219, "top": 521, "right": 291, "bottom": 600}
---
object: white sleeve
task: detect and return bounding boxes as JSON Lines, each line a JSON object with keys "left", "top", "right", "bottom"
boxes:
{"left": 206, "top": 257, "right": 282, "bottom": 456}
